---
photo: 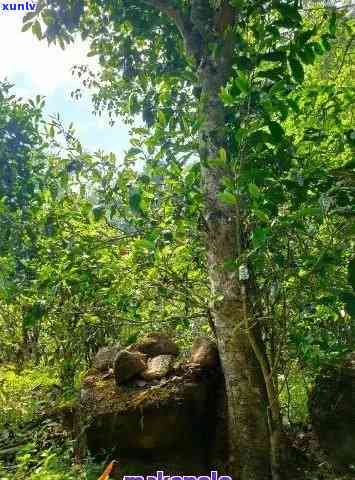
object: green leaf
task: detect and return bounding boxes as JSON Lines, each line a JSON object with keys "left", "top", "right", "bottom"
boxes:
{"left": 344, "top": 131, "right": 355, "bottom": 148}
{"left": 218, "top": 147, "right": 227, "bottom": 164}
{"left": 320, "top": 34, "right": 331, "bottom": 52}
{"left": 235, "top": 127, "right": 248, "bottom": 145}
{"left": 268, "top": 80, "right": 287, "bottom": 95}
{"left": 248, "top": 183, "right": 260, "bottom": 198}
{"left": 92, "top": 205, "right": 106, "bottom": 221}
{"left": 257, "top": 67, "right": 283, "bottom": 81}
{"left": 138, "top": 174, "right": 151, "bottom": 185}
{"left": 129, "top": 190, "right": 143, "bottom": 214}
{"left": 289, "top": 57, "right": 304, "bottom": 83}
{"left": 234, "top": 74, "right": 250, "bottom": 93}
{"left": 248, "top": 129, "right": 272, "bottom": 146}
{"left": 134, "top": 239, "right": 154, "bottom": 251}
{"left": 126, "top": 147, "right": 142, "bottom": 158}
{"left": 329, "top": 11, "right": 337, "bottom": 37}
{"left": 58, "top": 38, "right": 66, "bottom": 51}
{"left": 259, "top": 51, "right": 286, "bottom": 63}
{"left": 32, "top": 20, "right": 42, "bottom": 39}
{"left": 22, "top": 22, "right": 33, "bottom": 32}
{"left": 218, "top": 191, "right": 237, "bottom": 205}
{"left": 268, "top": 121, "right": 284, "bottom": 141}
{"left": 310, "top": 42, "right": 324, "bottom": 56}
{"left": 295, "top": 206, "right": 321, "bottom": 218}
{"left": 318, "top": 295, "right": 337, "bottom": 307}
{"left": 298, "top": 269, "right": 308, "bottom": 279}
{"left": 23, "top": 11, "right": 38, "bottom": 23}
{"left": 252, "top": 227, "right": 269, "bottom": 248}
{"left": 297, "top": 28, "right": 317, "bottom": 46}
{"left": 348, "top": 258, "right": 355, "bottom": 291}
{"left": 298, "top": 45, "right": 315, "bottom": 65}
{"left": 340, "top": 157, "right": 355, "bottom": 170}
{"left": 23, "top": 302, "right": 46, "bottom": 327}
{"left": 275, "top": 3, "right": 302, "bottom": 24}
{"left": 254, "top": 209, "right": 269, "bottom": 222}
{"left": 157, "top": 110, "right": 166, "bottom": 126}
{"left": 240, "top": 56, "right": 254, "bottom": 72}
{"left": 220, "top": 87, "right": 235, "bottom": 105}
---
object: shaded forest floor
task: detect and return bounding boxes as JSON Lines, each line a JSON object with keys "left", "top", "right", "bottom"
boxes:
{"left": 0, "top": 364, "right": 353, "bottom": 480}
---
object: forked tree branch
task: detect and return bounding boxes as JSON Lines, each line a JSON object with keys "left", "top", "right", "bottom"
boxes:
{"left": 141, "top": 0, "right": 203, "bottom": 60}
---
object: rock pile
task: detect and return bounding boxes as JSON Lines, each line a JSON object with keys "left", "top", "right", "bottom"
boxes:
{"left": 114, "top": 333, "right": 179, "bottom": 385}
{"left": 81, "top": 334, "right": 226, "bottom": 475}
{"left": 91, "top": 333, "right": 220, "bottom": 387}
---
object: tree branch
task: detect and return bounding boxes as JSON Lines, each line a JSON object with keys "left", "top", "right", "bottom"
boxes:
{"left": 214, "top": 0, "right": 236, "bottom": 34}
{"left": 141, "top": 0, "right": 203, "bottom": 60}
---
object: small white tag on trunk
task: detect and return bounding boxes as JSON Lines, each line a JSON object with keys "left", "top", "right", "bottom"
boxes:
{"left": 239, "top": 264, "right": 249, "bottom": 281}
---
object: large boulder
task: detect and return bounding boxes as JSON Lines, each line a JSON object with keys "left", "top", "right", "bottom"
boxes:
{"left": 190, "top": 337, "right": 219, "bottom": 369}
{"left": 114, "top": 350, "right": 147, "bottom": 385}
{"left": 79, "top": 361, "right": 227, "bottom": 475}
{"left": 309, "top": 352, "right": 355, "bottom": 473}
{"left": 92, "top": 345, "right": 120, "bottom": 372}
{"left": 130, "top": 332, "right": 179, "bottom": 357}
{"left": 141, "top": 354, "right": 174, "bottom": 381}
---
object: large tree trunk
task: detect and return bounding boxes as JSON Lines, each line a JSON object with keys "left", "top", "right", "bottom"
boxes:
{"left": 139, "top": 3, "right": 283, "bottom": 478}
{"left": 199, "top": 59, "right": 272, "bottom": 480}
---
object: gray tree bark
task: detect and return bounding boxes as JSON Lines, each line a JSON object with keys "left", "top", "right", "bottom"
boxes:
{"left": 145, "top": 2, "right": 282, "bottom": 478}
{"left": 198, "top": 55, "right": 271, "bottom": 480}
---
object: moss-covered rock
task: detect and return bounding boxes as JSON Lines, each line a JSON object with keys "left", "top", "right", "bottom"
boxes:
{"left": 92, "top": 345, "right": 120, "bottom": 372}
{"left": 190, "top": 337, "right": 219, "bottom": 369}
{"left": 309, "top": 352, "right": 355, "bottom": 473}
{"left": 141, "top": 355, "right": 174, "bottom": 381}
{"left": 129, "top": 332, "right": 179, "bottom": 357}
{"left": 114, "top": 350, "right": 147, "bottom": 385}
{"left": 79, "top": 364, "right": 227, "bottom": 474}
